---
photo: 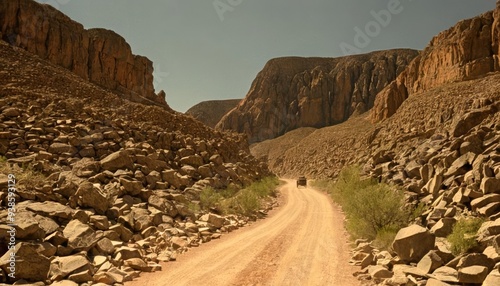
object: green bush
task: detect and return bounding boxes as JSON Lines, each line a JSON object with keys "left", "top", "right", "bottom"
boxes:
{"left": 447, "top": 217, "right": 485, "bottom": 256}
{"left": 200, "top": 177, "right": 279, "bottom": 216}
{"left": 200, "top": 187, "right": 223, "bottom": 210}
{"left": 314, "top": 165, "right": 412, "bottom": 248}
{"left": 233, "top": 189, "right": 260, "bottom": 215}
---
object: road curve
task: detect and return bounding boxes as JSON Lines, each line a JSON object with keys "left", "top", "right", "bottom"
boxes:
{"left": 126, "top": 179, "right": 360, "bottom": 286}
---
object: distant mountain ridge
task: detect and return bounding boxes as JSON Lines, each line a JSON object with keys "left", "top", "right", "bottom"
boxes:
{"left": 216, "top": 49, "right": 419, "bottom": 143}
{"left": 186, "top": 99, "right": 241, "bottom": 128}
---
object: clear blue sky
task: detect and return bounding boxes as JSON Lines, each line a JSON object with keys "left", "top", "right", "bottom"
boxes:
{"left": 37, "top": 0, "right": 495, "bottom": 112}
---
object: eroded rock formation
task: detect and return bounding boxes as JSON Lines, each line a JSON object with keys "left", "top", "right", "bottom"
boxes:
{"left": 0, "top": 0, "right": 166, "bottom": 106}
{"left": 371, "top": 3, "right": 500, "bottom": 122}
{"left": 216, "top": 50, "right": 418, "bottom": 143}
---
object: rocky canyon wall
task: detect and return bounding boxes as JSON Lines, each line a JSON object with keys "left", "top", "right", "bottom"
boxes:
{"left": 216, "top": 49, "right": 418, "bottom": 143}
{"left": 0, "top": 0, "right": 166, "bottom": 106}
{"left": 371, "top": 3, "right": 500, "bottom": 122}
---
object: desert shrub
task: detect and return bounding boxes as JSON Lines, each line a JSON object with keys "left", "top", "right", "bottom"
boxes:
{"left": 0, "top": 157, "right": 46, "bottom": 191}
{"left": 314, "top": 165, "right": 411, "bottom": 248}
{"left": 232, "top": 189, "right": 260, "bottom": 215}
{"left": 447, "top": 217, "right": 485, "bottom": 256}
{"left": 200, "top": 187, "right": 223, "bottom": 210}
{"left": 200, "top": 177, "right": 279, "bottom": 215}
{"left": 373, "top": 226, "right": 400, "bottom": 250}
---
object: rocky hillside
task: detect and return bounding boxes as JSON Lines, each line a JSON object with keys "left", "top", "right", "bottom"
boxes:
{"left": 216, "top": 49, "right": 418, "bottom": 143}
{"left": 371, "top": 4, "right": 500, "bottom": 122}
{"left": 0, "top": 0, "right": 166, "bottom": 107}
{"left": 0, "top": 23, "right": 272, "bottom": 286}
{"left": 185, "top": 99, "right": 241, "bottom": 128}
{"left": 251, "top": 114, "right": 373, "bottom": 179}
{"left": 350, "top": 70, "right": 500, "bottom": 286}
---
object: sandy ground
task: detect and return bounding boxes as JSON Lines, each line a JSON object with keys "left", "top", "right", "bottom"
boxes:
{"left": 126, "top": 179, "right": 360, "bottom": 286}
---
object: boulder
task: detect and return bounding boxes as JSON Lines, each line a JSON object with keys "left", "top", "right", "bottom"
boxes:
{"left": 404, "top": 160, "right": 421, "bottom": 179}
{"left": 120, "top": 178, "right": 143, "bottom": 195}
{"left": 49, "top": 142, "right": 78, "bottom": 155}
{"left": 451, "top": 109, "right": 492, "bottom": 138}
{"left": 13, "top": 211, "right": 45, "bottom": 240}
{"left": 430, "top": 218, "right": 456, "bottom": 237}
{"left": 100, "top": 151, "right": 134, "bottom": 172}
{"left": 180, "top": 155, "right": 204, "bottom": 167}
{"left": 74, "top": 182, "right": 110, "bottom": 214}
{"left": 392, "top": 225, "right": 435, "bottom": 263}
{"left": 367, "top": 265, "right": 393, "bottom": 279}
{"left": 124, "top": 258, "right": 151, "bottom": 272}
{"left": 471, "top": 194, "right": 500, "bottom": 211}
{"left": 171, "top": 237, "right": 188, "bottom": 250}
{"left": 95, "top": 237, "right": 115, "bottom": 255}
{"left": 483, "top": 269, "right": 500, "bottom": 286}
{"left": 63, "top": 219, "right": 101, "bottom": 251}
{"left": 207, "top": 213, "right": 226, "bottom": 229}
{"left": 457, "top": 253, "right": 495, "bottom": 271}
{"left": 114, "top": 246, "right": 143, "bottom": 260}
{"left": 0, "top": 242, "right": 51, "bottom": 282}
{"left": 457, "top": 265, "right": 489, "bottom": 284}
{"left": 481, "top": 177, "right": 500, "bottom": 194}
{"left": 431, "top": 266, "right": 459, "bottom": 283}
{"left": 26, "top": 201, "right": 74, "bottom": 219}
{"left": 417, "top": 251, "right": 443, "bottom": 274}
{"left": 49, "top": 255, "right": 93, "bottom": 281}
{"left": 477, "top": 219, "right": 500, "bottom": 242}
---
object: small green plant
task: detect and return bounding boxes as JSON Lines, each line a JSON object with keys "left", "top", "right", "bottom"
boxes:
{"left": 314, "top": 165, "right": 413, "bottom": 249}
{"left": 233, "top": 189, "right": 260, "bottom": 215}
{"left": 447, "top": 217, "right": 485, "bottom": 256}
{"left": 199, "top": 177, "right": 279, "bottom": 216}
{"left": 199, "top": 187, "right": 223, "bottom": 210}
{"left": 187, "top": 202, "right": 201, "bottom": 213}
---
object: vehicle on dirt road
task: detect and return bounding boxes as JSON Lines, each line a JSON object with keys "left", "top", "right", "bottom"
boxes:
{"left": 297, "top": 176, "right": 307, "bottom": 187}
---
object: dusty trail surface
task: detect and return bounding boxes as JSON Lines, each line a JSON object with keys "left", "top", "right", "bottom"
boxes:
{"left": 127, "top": 179, "right": 359, "bottom": 286}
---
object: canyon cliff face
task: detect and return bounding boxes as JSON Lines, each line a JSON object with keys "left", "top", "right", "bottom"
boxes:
{"left": 0, "top": 0, "right": 166, "bottom": 106}
{"left": 216, "top": 50, "right": 418, "bottom": 143}
{"left": 371, "top": 3, "right": 500, "bottom": 122}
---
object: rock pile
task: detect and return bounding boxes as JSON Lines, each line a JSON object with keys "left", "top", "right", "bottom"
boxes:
{"left": 349, "top": 73, "right": 500, "bottom": 285}
{"left": 0, "top": 36, "right": 272, "bottom": 284}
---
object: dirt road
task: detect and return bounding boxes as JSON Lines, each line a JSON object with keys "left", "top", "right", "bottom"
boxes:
{"left": 127, "top": 179, "right": 360, "bottom": 286}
